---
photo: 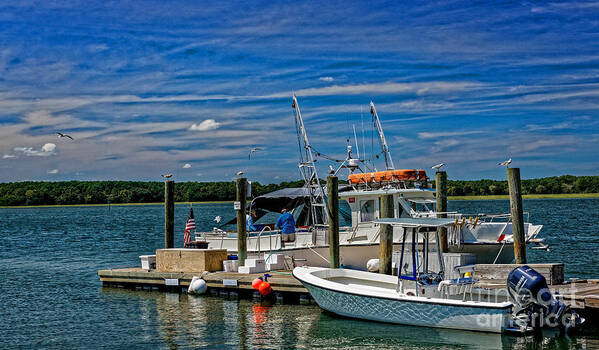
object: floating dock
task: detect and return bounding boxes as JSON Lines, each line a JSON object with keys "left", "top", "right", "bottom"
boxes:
{"left": 98, "top": 268, "right": 309, "bottom": 301}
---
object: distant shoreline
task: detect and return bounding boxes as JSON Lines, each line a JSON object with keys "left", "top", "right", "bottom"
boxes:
{"left": 448, "top": 193, "right": 599, "bottom": 200}
{"left": 0, "top": 201, "right": 233, "bottom": 209}
{"left": 1, "top": 193, "right": 598, "bottom": 208}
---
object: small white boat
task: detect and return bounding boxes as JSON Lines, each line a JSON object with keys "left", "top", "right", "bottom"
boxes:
{"left": 293, "top": 217, "right": 583, "bottom": 334}
{"left": 293, "top": 266, "right": 514, "bottom": 333}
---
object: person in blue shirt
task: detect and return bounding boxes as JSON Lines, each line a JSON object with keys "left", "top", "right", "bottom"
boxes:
{"left": 276, "top": 208, "right": 296, "bottom": 242}
{"left": 246, "top": 210, "right": 257, "bottom": 232}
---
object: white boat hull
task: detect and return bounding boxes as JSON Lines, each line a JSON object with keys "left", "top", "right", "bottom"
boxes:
{"left": 293, "top": 267, "right": 514, "bottom": 333}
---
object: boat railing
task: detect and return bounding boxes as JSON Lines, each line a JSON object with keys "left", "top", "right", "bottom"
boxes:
{"left": 255, "top": 226, "right": 277, "bottom": 252}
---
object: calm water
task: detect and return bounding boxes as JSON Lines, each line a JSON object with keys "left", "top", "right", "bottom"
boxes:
{"left": 1, "top": 199, "right": 598, "bottom": 349}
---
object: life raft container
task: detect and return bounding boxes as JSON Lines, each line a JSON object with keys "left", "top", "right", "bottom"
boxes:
{"left": 348, "top": 169, "right": 427, "bottom": 184}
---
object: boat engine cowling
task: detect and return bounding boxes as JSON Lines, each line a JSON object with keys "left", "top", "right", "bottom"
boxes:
{"left": 507, "top": 266, "right": 584, "bottom": 333}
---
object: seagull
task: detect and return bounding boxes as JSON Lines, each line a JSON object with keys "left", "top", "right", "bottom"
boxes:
{"left": 56, "top": 132, "right": 73, "bottom": 140}
{"left": 161, "top": 174, "right": 173, "bottom": 178}
{"left": 236, "top": 171, "right": 244, "bottom": 176}
{"left": 248, "top": 147, "right": 263, "bottom": 159}
{"left": 214, "top": 216, "right": 222, "bottom": 224}
{"left": 498, "top": 158, "right": 512, "bottom": 167}
{"left": 328, "top": 165, "right": 335, "bottom": 175}
{"left": 431, "top": 163, "right": 445, "bottom": 171}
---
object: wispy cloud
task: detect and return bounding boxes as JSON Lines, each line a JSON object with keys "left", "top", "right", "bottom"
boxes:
{"left": 417, "top": 131, "right": 483, "bottom": 139}
{"left": 13, "top": 143, "right": 57, "bottom": 157}
{"left": 319, "top": 76, "right": 334, "bottom": 82}
{"left": 47, "top": 169, "right": 59, "bottom": 174}
{"left": 183, "top": 163, "right": 192, "bottom": 168}
{"left": 2, "top": 154, "right": 17, "bottom": 159}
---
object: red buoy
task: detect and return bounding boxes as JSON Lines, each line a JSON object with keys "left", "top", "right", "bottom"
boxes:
{"left": 258, "top": 281, "right": 272, "bottom": 296}
{"left": 252, "top": 278, "right": 263, "bottom": 290}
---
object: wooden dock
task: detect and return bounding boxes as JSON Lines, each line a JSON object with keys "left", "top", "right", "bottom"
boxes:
{"left": 98, "top": 268, "right": 308, "bottom": 300}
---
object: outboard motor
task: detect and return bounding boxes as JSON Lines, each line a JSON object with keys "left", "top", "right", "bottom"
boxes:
{"left": 507, "top": 266, "right": 584, "bottom": 333}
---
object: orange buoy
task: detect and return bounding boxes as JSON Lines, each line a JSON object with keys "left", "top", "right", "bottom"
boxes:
{"left": 258, "top": 281, "right": 272, "bottom": 296}
{"left": 252, "top": 278, "right": 263, "bottom": 290}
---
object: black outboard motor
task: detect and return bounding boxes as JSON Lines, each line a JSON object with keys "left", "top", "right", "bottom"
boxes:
{"left": 507, "top": 266, "right": 584, "bottom": 333}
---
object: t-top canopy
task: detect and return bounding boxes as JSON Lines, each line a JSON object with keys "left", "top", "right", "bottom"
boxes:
{"left": 374, "top": 217, "right": 455, "bottom": 228}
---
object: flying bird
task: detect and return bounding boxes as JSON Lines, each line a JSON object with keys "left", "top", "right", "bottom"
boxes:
{"left": 236, "top": 171, "right": 244, "bottom": 176}
{"left": 248, "top": 147, "right": 263, "bottom": 159}
{"left": 498, "top": 158, "right": 512, "bottom": 167}
{"left": 431, "top": 163, "right": 445, "bottom": 171}
{"left": 56, "top": 132, "right": 73, "bottom": 140}
{"left": 161, "top": 174, "right": 173, "bottom": 178}
{"left": 214, "top": 216, "right": 222, "bottom": 224}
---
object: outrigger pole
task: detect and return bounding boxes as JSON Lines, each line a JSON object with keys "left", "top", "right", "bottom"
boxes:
{"left": 292, "top": 96, "right": 329, "bottom": 225}
{"left": 370, "top": 101, "right": 395, "bottom": 170}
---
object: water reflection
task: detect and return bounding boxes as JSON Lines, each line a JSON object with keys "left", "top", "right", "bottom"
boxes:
{"left": 99, "top": 287, "right": 599, "bottom": 349}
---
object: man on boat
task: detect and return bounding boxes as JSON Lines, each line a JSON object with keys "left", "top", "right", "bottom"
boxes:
{"left": 246, "top": 210, "right": 257, "bottom": 232}
{"left": 276, "top": 208, "right": 296, "bottom": 242}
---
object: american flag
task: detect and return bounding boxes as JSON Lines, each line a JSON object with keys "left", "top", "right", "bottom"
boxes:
{"left": 184, "top": 206, "right": 195, "bottom": 247}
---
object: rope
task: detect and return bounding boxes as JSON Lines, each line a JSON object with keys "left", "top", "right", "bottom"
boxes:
{"left": 492, "top": 241, "right": 506, "bottom": 264}
{"left": 306, "top": 244, "right": 330, "bottom": 264}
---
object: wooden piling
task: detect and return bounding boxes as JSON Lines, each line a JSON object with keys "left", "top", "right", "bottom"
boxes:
{"left": 507, "top": 168, "right": 526, "bottom": 264}
{"left": 164, "top": 180, "right": 174, "bottom": 249}
{"left": 327, "top": 176, "right": 339, "bottom": 268}
{"left": 435, "top": 171, "right": 448, "bottom": 252}
{"left": 236, "top": 177, "right": 248, "bottom": 266}
{"left": 379, "top": 193, "right": 394, "bottom": 274}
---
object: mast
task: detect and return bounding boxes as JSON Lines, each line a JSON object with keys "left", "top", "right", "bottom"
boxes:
{"left": 370, "top": 101, "right": 395, "bottom": 170}
{"left": 292, "top": 96, "right": 329, "bottom": 225}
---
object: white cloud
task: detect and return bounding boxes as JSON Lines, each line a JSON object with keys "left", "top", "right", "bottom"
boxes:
{"left": 41, "top": 143, "right": 56, "bottom": 153}
{"left": 183, "top": 163, "right": 192, "bottom": 168}
{"left": 2, "top": 154, "right": 17, "bottom": 159}
{"left": 319, "top": 76, "right": 334, "bottom": 82}
{"left": 47, "top": 169, "right": 59, "bottom": 174}
{"left": 13, "top": 143, "right": 57, "bottom": 157}
{"left": 189, "top": 119, "right": 221, "bottom": 131}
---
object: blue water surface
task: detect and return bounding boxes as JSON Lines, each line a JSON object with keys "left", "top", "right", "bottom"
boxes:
{"left": 1, "top": 200, "right": 598, "bottom": 348}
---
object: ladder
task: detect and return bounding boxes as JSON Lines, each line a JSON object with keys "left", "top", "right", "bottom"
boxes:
{"left": 292, "top": 96, "right": 329, "bottom": 226}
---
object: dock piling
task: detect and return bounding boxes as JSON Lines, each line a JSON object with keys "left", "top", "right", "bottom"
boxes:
{"left": 379, "top": 193, "right": 394, "bottom": 274}
{"left": 507, "top": 168, "right": 526, "bottom": 264}
{"left": 164, "top": 180, "right": 174, "bottom": 249}
{"left": 236, "top": 177, "right": 248, "bottom": 266}
{"left": 327, "top": 176, "right": 340, "bottom": 268}
{"left": 435, "top": 171, "right": 448, "bottom": 252}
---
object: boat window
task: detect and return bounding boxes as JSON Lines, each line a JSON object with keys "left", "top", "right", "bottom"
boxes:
{"left": 359, "top": 200, "right": 375, "bottom": 222}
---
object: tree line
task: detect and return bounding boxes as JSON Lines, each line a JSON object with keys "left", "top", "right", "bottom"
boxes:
{"left": 0, "top": 180, "right": 304, "bottom": 206}
{"left": 0, "top": 175, "right": 597, "bottom": 206}
{"left": 440, "top": 175, "right": 599, "bottom": 196}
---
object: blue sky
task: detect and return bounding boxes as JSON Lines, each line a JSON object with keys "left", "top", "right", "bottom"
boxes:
{"left": 1, "top": 1, "right": 598, "bottom": 183}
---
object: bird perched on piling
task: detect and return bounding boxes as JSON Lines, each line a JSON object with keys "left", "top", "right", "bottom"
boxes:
{"left": 248, "top": 147, "right": 263, "bottom": 159}
{"left": 328, "top": 165, "right": 335, "bottom": 175}
{"left": 431, "top": 163, "right": 445, "bottom": 172}
{"left": 161, "top": 174, "right": 173, "bottom": 178}
{"left": 498, "top": 158, "right": 512, "bottom": 167}
{"left": 56, "top": 132, "right": 73, "bottom": 140}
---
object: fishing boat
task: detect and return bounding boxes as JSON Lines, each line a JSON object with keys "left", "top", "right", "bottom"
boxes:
{"left": 196, "top": 96, "right": 546, "bottom": 269}
{"left": 293, "top": 218, "right": 583, "bottom": 334}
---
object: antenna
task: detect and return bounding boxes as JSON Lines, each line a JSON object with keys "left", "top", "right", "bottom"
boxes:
{"left": 352, "top": 125, "right": 360, "bottom": 159}
{"left": 369, "top": 101, "right": 394, "bottom": 170}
